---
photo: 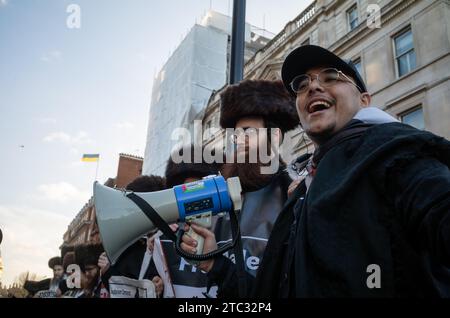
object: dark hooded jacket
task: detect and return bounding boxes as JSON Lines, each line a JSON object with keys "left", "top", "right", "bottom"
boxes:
{"left": 207, "top": 169, "right": 292, "bottom": 297}
{"left": 254, "top": 121, "right": 450, "bottom": 297}
{"left": 206, "top": 112, "right": 450, "bottom": 298}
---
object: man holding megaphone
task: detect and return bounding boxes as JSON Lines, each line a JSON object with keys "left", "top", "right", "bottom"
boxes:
{"left": 97, "top": 175, "right": 172, "bottom": 298}
{"left": 94, "top": 145, "right": 229, "bottom": 298}
{"left": 162, "top": 144, "right": 224, "bottom": 298}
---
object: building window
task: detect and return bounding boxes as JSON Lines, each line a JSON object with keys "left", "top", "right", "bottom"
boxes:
{"left": 394, "top": 28, "right": 416, "bottom": 77}
{"left": 352, "top": 58, "right": 362, "bottom": 76}
{"left": 401, "top": 107, "right": 424, "bottom": 130}
{"left": 347, "top": 5, "right": 358, "bottom": 31}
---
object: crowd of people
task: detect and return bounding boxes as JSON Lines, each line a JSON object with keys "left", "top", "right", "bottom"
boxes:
{"left": 20, "top": 45, "right": 450, "bottom": 298}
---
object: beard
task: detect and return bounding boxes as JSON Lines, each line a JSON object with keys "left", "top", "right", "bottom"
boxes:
{"left": 221, "top": 160, "right": 275, "bottom": 193}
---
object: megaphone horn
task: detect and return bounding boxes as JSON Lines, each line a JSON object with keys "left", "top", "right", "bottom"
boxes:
{"left": 94, "top": 176, "right": 242, "bottom": 265}
{"left": 93, "top": 182, "right": 179, "bottom": 265}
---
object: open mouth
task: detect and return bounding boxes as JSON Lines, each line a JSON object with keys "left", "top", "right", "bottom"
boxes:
{"left": 307, "top": 100, "right": 333, "bottom": 114}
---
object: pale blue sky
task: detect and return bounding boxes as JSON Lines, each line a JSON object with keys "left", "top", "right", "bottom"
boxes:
{"left": 0, "top": 0, "right": 312, "bottom": 286}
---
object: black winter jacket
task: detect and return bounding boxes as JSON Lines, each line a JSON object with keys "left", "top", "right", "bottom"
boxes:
{"left": 208, "top": 123, "right": 450, "bottom": 297}
{"left": 256, "top": 122, "right": 450, "bottom": 297}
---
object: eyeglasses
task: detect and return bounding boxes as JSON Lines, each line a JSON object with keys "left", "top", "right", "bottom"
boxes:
{"left": 289, "top": 68, "right": 362, "bottom": 94}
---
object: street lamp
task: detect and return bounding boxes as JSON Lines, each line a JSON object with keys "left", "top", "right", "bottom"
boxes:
{"left": 229, "top": 0, "right": 246, "bottom": 84}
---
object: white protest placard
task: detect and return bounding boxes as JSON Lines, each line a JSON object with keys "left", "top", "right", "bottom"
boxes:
{"left": 109, "top": 276, "right": 156, "bottom": 298}
{"left": 35, "top": 290, "right": 57, "bottom": 298}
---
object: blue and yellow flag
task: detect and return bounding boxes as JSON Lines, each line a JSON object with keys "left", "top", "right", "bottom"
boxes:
{"left": 81, "top": 154, "right": 100, "bottom": 162}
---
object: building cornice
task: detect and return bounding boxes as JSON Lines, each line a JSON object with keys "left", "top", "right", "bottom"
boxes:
{"left": 119, "top": 153, "right": 144, "bottom": 161}
{"left": 244, "top": 0, "right": 421, "bottom": 79}
{"left": 244, "top": 1, "right": 318, "bottom": 77}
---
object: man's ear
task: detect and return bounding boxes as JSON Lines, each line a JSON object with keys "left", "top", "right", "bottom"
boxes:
{"left": 360, "top": 92, "right": 371, "bottom": 108}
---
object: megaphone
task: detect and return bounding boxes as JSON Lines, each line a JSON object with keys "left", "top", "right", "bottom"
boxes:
{"left": 94, "top": 175, "right": 242, "bottom": 265}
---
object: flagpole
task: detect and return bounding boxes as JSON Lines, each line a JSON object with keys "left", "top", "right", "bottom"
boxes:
{"left": 95, "top": 158, "right": 100, "bottom": 181}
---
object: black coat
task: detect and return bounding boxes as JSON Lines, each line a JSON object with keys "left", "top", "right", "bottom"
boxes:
{"left": 255, "top": 122, "right": 450, "bottom": 297}
{"left": 214, "top": 170, "right": 292, "bottom": 274}
{"left": 207, "top": 170, "right": 292, "bottom": 297}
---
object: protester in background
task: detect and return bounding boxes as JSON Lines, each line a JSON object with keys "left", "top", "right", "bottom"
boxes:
{"left": 48, "top": 256, "right": 64, "bottom": 294}
{"left": 74, "top": 243, "right": 104, "bottom": 298}
{"left": 19, "top": 263, "right": 57, "bottom": 298}
{"left": 56, "top": 250, "right": 77, "bottom": 297}
{"left": 60, "top": 245, "right": 74, "bottom": 261}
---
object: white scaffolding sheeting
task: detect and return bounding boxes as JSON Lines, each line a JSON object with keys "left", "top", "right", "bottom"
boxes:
{"left": 143, "top": 24, "right": 228, "bottom": 176}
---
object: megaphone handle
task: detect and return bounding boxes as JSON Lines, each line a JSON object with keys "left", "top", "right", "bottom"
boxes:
{"left": 186, "top": 226, "right": 204, "bottom": 256}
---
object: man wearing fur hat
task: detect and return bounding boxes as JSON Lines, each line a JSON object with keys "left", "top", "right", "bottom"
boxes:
{"left": 181, "top": 80, "right": 299, "bottom": 297}
{"left": 56, "top": 249, "right": 76, "bottom": 297}
{"left": 218, "top": 80, "right": 299, "bottom": 193}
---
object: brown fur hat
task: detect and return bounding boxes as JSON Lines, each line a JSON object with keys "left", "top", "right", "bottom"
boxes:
{"left": 74, "top": 243, "right": 104, "bottom": 271}
{"left": 220, "top": 80, "right": 299, "bottom": 132}
{"left": 165, "top": 144, "right": 222, "bottom": 188}
{"left": 60, "top": 245, "right": 75, "bottom": 259}
{"left": 62, "top": 251, "right": 76, "bottom": 271}
{"left": 48, "top": 256, "right": 62, "bottom": 269}
{"left": 126, "top": 175, "right": 166, "bottom": 192}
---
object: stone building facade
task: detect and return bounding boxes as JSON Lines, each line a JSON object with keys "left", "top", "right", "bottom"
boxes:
{"left": 202, "top": 0, "right": 450, "bottom": 161}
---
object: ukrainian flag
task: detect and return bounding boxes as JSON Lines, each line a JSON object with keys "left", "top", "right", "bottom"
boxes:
{"left": 81, "top": 154, "right": 100, "bottom": 162}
